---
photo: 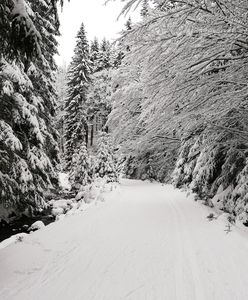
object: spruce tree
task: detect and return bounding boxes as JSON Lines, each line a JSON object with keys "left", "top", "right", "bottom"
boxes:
{"left": 90, "top": 37, "right": 101, "bottom": 73}
{"left": 0, "top": 0, "right": 59, "bottom": 218}
{"left": 70, "top": 141, "right": 92, "bottom": 190}
{"left": 98, "top": 38, "right": 112, "bottom": 71}
{"left": 87, "top": 38, "right": 117, "bottom": 147}
{"left": 64, "top": 22, "right": 92, "bottom": 170}
{"left": 95, "top": 132, "right": 118, "bottom": 182}
{"left": 0, "top": 0, "right": 63, "bottom": 64}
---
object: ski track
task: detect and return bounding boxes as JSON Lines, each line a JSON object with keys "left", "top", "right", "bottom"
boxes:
{"left": 1, "top": 179, "right": 248, "bottom": 299}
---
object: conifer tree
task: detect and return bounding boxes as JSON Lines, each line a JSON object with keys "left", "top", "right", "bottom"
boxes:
{"left": 69, "top": 152, "right": 79, "bottom": 186}
{"left": 90, "top": 37, "right": 101, "bottom": 72}
{"left": 95, "top": 132, "right": 118, "bottom": 182}
{"left": 70, "top": 141, "right": 92, "bottom": 190}
{"left": 98, "top": 38, "right": 112, "bottom": 71}
{"left": 0, "top": 0, "right": 63, "bottom": 64}
{"left": 64, "top": 22, "right": 92, "bottom": 170}
{"left": 87, "top": 37, "right": 118, "bottom": 146}
{"left": 0, "top": 0, "right": 60, "bottom": 218}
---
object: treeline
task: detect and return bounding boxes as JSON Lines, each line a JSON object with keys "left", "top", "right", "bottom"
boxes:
{"left": 57, "top": 22, "right": 123, "bottom": 190}
{"left": 109, "top": 0, "right": 248, "bottom": 222}
{"left": 0, "top": 1, "right": 122, "bottom": 221}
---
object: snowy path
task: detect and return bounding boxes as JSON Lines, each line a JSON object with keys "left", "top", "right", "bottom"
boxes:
{"left": 1, "top": 180, "right": 248, "bottom": 300}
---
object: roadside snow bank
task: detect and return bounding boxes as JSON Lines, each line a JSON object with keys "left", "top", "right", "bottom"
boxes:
{"left": 0, "top": 233, "right": 28, "bottom": 250}
{"left": 0, "top": 177, "right": 119, "bottom": 250}
{"left": 28, "top": 221, "right": 45, "bottom": 232}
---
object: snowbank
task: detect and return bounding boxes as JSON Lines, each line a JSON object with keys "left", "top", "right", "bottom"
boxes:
{"left": 0, "top": 233, "right": 28, "bottom": 250}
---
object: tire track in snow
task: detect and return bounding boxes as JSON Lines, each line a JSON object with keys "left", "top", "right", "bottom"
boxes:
{"left": 168, "top": 195, "right": 206, "bottom": 300}
{"left": 2, "top": 180, "right": 248, "bottom": 300}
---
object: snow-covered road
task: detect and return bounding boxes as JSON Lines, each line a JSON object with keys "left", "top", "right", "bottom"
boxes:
{"left": 1, "top": 180, "right": 248, "bottom": 300}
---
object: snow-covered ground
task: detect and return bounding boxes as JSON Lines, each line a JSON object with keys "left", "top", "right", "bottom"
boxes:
{"left": 1, "top": 179, "right": 248, "bottom": 300}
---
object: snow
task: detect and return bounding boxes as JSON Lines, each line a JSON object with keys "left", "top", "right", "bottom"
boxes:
{"left": 50, "top": 199, "right": 75, "bottom": 217}
{"left": 0, "top": 233, "right": 28, "bottom": 250}
{"left": 1, "top": 180, "right": 248, "bottom": 299}
{"left": 0, "top": 120, "right": 23, "bottom": 152}
{"left": 28, "top": 221, "right": 45, "bottom": 232}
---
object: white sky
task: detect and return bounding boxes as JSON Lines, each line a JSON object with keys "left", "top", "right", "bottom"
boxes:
{"left": 55, "top": 0, "right": 140, "bottom": 66}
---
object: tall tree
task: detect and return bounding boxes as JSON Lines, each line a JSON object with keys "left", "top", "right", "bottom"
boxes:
{"left": 98, "top": 38, "right": 112, "bottom": 71}
{"left": 0, "top": 0, "right": 64, "bottom": 63}
{"left": 64, "top": 22, "right": 92, "bottom": 170}
{"left": 70, "top": 141, "right": 92, "bottom": 190}
{"left": 0, "top": 0, "right": 60, "bottom": 219}
{"left": 90, "top": 37, "right": 100, "bottom": 72}
{"left": 95, "top": 132, "right": 118, "bottom": 182}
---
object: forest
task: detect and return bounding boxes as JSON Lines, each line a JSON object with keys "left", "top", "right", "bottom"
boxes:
{"left": 1, "top": 0, "right": 248, "bottom": 226}
{"left": 2, "top": 1, "right": 248, "bottom": 299}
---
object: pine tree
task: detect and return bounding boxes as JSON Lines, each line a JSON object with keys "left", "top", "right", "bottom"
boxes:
{"left": 64, "top": 22, "right": 92, "bottom": 170}
{"left": 70, "top": 141, "right": 92, "bottom": 190}
{"left": 69, "top": 152, "right": 79, "bottom": 186}
{"left": 0, "top": 0, "right": 63, "bottom": 64}
{"left": 0, "top": 0, "right": 60, "bottom": 219}
{"left": 87, "top": 38, "right": 118, "bottom": 147}
{"left": 98, "top": 38, "right": 112, "bottom": 71}
{"left": 87, "top": 69, "right": 113, "bottom": 144}
{"left": 90, "top": 37, "right": 100, "bottom": 72}
{"left": 29, "top": 0, "right": 60, "bottom": 172}
{"left": 95, "top": 132, "right": 118, "bottom": 182}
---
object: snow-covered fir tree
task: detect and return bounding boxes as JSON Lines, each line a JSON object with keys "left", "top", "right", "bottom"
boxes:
{"left": 95, "top": 132, "right": 118, "bottom": 182}
{"left": 0, "top": 0, "right": 60, "bottom": 219}
{"left": 87, "top": 37, "right": 120, "bottom": 147}
{"left": 97, "top": 38, "right": 112, "bottom": 71}
{"left": 0, "top": 0, "right": 63, "bottom": 64}
{"left": 70, "top": 141, "right": 92, "bottom": 190}
{"left": 64, "top": 22, "right": 92, "bottom": 170}
{"left": 87, "top": 69, "right": 113, "bottom": 146}
{"left": 90, "top": 37, "right": 101, "bottom": 73}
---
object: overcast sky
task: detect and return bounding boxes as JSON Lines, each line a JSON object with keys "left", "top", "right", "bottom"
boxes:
{"left": 55, "top": 0, "right": 140, "bottom": 66}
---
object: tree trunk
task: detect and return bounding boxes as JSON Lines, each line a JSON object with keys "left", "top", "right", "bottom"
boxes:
{"left": 85, "top": 125, "right": 88, "bottom": 146}
{"left": 90, "top": 124, "right": 94, "bottom": 146}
